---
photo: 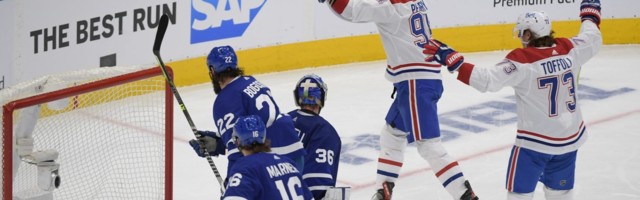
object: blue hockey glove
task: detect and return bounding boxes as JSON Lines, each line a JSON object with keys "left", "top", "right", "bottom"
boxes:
{"left": 189, "top": 130, "right": 222, "bottom": 157}
{"left": 580, "top": 0, "right": 601, "bottom": 26}
{"left": 318, "top": 0, "right": 325, "bottom": 3}
{"left": 423, "top": 39, "right": 465, "bottom": 73}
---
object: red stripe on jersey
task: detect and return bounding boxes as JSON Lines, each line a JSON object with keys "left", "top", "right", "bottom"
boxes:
{"left": 435, "top": 162, "right": 459, "bottom": 177}
{"left": 390, "top": 0, "right": 416, "bottom": 4}
{"left": 378, "top": 158, "right": 403, "bottom": 167}
{"left": 507, "top": 147, "right": 520, "bottom": 192}
{"left": 409, "top": 80, "right": 421, "bottom": 141}
{"left": 387, "top": 63, "right": 441, "bottom": 71}
{"left": 517, "top": 121, "right": 584, "bottom": 141}
{"left": 457, "top": 62, "right": 474, "bottom": 85}
{"left": 506, "top": 38, "right": 575, "bottom": 64}
{"left": 331, "top": 0, "right": 349, "bottom": 14}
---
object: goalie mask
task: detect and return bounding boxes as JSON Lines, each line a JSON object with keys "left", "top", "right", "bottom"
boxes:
{"left": 232, "top": 115, "right": 267, "bottom": 148}
{"left": 293, "top": 74, "right": 328, "bottom": 109}
{"left": 513, "top": 11, "right": 552, "bottom": 44}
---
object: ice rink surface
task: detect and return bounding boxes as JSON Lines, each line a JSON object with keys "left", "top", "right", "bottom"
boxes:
{"left": 173, "top": 45, "right": 640, "bottom": 199}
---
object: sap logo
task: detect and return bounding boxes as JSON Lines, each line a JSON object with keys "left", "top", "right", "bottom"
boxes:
{"left": 191, "top": 0, "right": 267, "bottom": 44}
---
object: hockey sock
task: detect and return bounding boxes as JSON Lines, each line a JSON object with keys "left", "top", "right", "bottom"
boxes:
{"left": 416, "top": 138, "right": 468, "bottom": 198}
{"left": 375, "top": 125, "right": 407, "bottom": 188}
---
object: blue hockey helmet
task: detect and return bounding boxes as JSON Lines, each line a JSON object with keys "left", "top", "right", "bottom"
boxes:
{"left": 206, "top": 45, "right": 238, "bottom": 74}
{"left": 293, "top": 74, "right": 328, "bottom": 108}
{"left": 232, "top": 115, "right": 267, "bottom": 147}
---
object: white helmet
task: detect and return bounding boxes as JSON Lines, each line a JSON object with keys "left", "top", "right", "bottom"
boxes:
{"left": 513, "top": 11, "right": 552, "bottom": 40}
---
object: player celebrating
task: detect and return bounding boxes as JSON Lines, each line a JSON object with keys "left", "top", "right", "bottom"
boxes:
{"left": 189, "top": 46, "right": 306, "bottom": 179}
{"left": 317, "top": 0, "right": 478, "bottom": 199}
{"left": 423, "top": 1, "right": 602, "bottom": 199}
{"left": 288, "top": 74, "right": 344, "bottom": 199}
{"left": 222, "top": 115, "right": 314, "bottom": 200}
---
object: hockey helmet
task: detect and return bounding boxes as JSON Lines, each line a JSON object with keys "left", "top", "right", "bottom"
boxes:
{"left": 206, "top": 45, "right": 238, "bottom": 74}
{"left": 293, "top": 74, "right": 328, "bottom": 108}
{"left": 513, "top": 11, "right": 552, "bottom": 40}
{"left": 232, "top": 115, "right": 267, "bottom": 147}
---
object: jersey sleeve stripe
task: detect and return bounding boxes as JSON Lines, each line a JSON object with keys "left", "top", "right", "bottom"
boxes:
{"left": 457, "top": 63, "right": 474, "bottom": 85}
{"left": 223, "top": 196, "right": 248, "bottom": 200}
{"left": 308, "top": 185, "right": 332, "bottom": 191}
{"left": 303, "top": 173, "right": 334, "bottom": 180}
{"left": 270, "top": 141, "right": 304, "bottom": 155}
{"left": 331, "top": 0, "right": 349, "bottom": 14}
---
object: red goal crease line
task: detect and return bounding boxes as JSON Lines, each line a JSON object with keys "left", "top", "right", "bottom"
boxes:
{"left": 334, "top": 109, "right": 640, "bottom": 191}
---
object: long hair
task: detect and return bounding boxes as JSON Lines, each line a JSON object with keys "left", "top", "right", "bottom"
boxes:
{"left": 529, "top": 31, "right": 556, "bottom": 47}
{"left": 210, "top": 68, "right": 244, "bottom": 94}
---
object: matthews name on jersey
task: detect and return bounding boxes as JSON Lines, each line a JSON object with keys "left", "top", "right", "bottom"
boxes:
{"left": 456, "top": 20, "right": 602, "bottom": 155}
{"left": 223, "top": 153, "right": 313, "bottom": 200}
{"left": 213, "top": 76, "right": 305, "bottom": 172}
{"left": 289, "top": 109, "right": 342, "bottom": 199}
{"left": 327, "top": 0, "right": 442, "bottom": 83}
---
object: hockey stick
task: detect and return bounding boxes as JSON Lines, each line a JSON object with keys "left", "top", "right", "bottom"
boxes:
{"left": 153, "top": 14, "right": 225, "bottom": 194}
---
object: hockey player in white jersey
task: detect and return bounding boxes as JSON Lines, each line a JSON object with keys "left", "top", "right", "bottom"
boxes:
{"left": 423, "top": 0, "right": 602, "bottom": 199}
{"left": 317, "top": 0, "right": 478, "bottom": 199}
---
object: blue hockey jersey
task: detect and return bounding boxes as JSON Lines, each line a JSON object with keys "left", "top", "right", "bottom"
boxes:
{"left": 222, "top": 152, "right": 314, "bottom": 200}
{"left": 288, "top": 109, "right": 342, "bottom": 199}
{"left": 213, "top": 76, "right": 305, "bottom": 174}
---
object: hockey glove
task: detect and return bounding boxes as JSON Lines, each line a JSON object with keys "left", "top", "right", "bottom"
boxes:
{"left": 423, "top": 39, "right": 465, "bottom": 73}
{"left": 189, "top": 130, "right": 222, "bottom": 157}
{"left": 580, "top": 0, "right": 601, "bottom": 26}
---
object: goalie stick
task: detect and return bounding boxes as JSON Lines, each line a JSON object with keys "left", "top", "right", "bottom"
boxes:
{"left": 153, "top": 14, "right": 225, "bottom": 194}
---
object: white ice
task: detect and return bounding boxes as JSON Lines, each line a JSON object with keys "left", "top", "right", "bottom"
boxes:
{"left": 173, "top": 45, "right": 640, "bottom": 200}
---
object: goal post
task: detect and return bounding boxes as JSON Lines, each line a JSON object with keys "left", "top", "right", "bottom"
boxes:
{"left": 1, "top": 66, "right": 173, "bottom": 200}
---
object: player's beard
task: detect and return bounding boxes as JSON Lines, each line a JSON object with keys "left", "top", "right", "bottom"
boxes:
{"left": 210, "top": 72, "right": 222, "bottom": 94}
{"left": 212, "top": 80, "right": 222, "bottom": 94}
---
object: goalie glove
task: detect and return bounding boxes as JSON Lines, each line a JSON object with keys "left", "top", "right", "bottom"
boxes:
{"left": 188, "top": 130, "right": 223, "bottom": 157}
{"left": 580, "top": 0, "right": 601, "bottom": 26}
{"left": 423, "top": 39, "right": 465, "bottom": 73}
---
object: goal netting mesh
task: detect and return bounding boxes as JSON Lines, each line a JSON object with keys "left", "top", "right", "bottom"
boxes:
{"left": 1, "top": 66, "right": 173, "bottom": 200}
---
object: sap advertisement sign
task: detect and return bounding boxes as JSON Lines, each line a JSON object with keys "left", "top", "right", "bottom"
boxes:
{"left": 191, "top": 0, "right": 267, "bottom": 44}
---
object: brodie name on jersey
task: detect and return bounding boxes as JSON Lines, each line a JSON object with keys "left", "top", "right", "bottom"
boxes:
{"left": 243, "top": 80, "right": 267, "bottom": 98}
{"left": 266, "top": 162, "right": 300, "bottom": 178}
{"left": 541, "top": 58, "right": 572, "bottom": 75}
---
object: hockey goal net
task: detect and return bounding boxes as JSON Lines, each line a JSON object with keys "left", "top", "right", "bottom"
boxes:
{"left": 1, "top": 66, "right": 173, "bottom": 200}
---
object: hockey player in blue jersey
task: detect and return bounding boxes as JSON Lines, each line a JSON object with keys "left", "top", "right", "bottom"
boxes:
{"left": 222, "top": 115, "right": 313, "bottom": 200}
{"left": 288, "top": 74, "right": 345, "bottom": 200}
{"left": 189, "top": 45, "right": 306, "bottom": 179}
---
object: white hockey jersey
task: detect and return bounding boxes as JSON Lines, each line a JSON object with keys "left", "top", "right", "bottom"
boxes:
{"left": 456, "top": 21, "right": 602, "bottom": 155}
{"left": 328, "top": 0, "right": 442, "bottom": 83}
